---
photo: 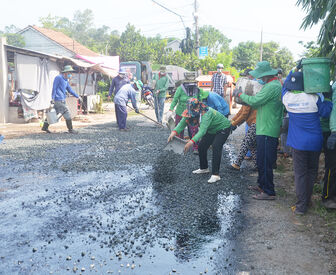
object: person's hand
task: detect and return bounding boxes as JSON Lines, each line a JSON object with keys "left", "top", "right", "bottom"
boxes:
{"left": 107, "top": 96, "right": 111, "bottom": 101}
{"left": 296, "top": 59, "right": 303, "bottom": 70}
{"left": 135, "top": 108, "right": 140, "bottom": 114}
{"left": 184, "top": 140, "right": 193, "bottom": 154}
{"left": 167, "top": 131, "right": 176, "bottom": 143}
{"left": 50, "top": 99, "right": 55, "bottom": 105}
{"left": 327, "top": 132, "right": 336, "bottom": 150}
{"left": 78, "top": 96, "right": 83, "bottom": 103}
{"left": 230, "top": 124, "right": 237, "bottom": 133}
{"left": 166, "top": 110, "right": 173, "bottom": 121}
{"left": 232, "top": 88, "right": 242, "bottom": 98}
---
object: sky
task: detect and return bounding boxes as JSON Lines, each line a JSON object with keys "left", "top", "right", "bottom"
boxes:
{"left": 1, "top": 0, "right": 321, "bottom": 59}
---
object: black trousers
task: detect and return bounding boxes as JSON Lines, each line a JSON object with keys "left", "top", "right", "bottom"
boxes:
{"left": 292, "top": 149, "right": 320, "bottom": 213}
{"left": 322, "top": 132, "right": 336, "bottom": 201}
{"left": 198, "top": 128, "right": 231, "bottom": 175}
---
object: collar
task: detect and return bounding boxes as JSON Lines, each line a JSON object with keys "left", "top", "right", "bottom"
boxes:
{"left": 266, "top": 77, "right": 278, "bottom": 83}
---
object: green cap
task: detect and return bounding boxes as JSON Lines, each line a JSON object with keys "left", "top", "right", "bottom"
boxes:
{"left": 249, "top": 61, "right": 278, "bottom": 79}
{"left": 62, "top": 65, "right": 75, "bottom": 73}
{"left": 199, "top": 89, "right": 209, "bottom": 100}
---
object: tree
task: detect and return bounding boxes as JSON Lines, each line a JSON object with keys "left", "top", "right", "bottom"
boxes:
{"left": 0, "top": 25, "right": 25, "bottom": 47}
{"left": 299, "top": 40, "right": 320, "bottom": 58}
{"left": 232, "top": 41, "right": 259, "bottom": 71}
{"left": 199, "top": 25, "right": 231, "bottom": 56}
{"left": 296, "top": 0, "right": 336, "bottom": 65}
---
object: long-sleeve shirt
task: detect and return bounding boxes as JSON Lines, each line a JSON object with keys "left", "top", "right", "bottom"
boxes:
{"left": 231, "top": 105, "right": 257, "bottom": 127}
{"left": 282, "top": 71, "right": 332, "bottom": 151}
{"left": 173, "top": 107, "right": 231, "bottom": 143}
{"left": 113, "top": 84, "right": 138, "bottom": 109}
{"left": 240, "top": 79, "right": 283, "bottom": 138}
{"left": 108, "top": 75, "right": 129, "bottom": 97}
{"left": 154, "top": 74, "right": 169, "bottom": 98}
{"left": 169, "top": 84, "right": 199, "bottom": 116}
{"left": 52, "top": 74, "right": 79, "bottom": 101}
{"left": 205, "top": 91, "right": 230, "bottom": 116}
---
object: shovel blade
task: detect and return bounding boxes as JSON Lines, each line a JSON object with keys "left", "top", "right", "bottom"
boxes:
{"left": 163, "top": 136, "right": 187, "bottom": 154}
{"left": 166, "top": 116, "right": 176, "bottom": 131}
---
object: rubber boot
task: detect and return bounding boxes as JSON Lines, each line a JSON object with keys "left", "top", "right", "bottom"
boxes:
{"left": 66, "top": 119, "right": 78, "bottom": 134}
{"left": 42, "top": 121, "right": 51, "bottom": 133}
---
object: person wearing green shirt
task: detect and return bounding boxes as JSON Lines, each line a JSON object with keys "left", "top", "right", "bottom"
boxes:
{"left": 321, "top": 82, "right": 336, "bottom": 209}
{"left": 233, "top": 61, "right": 283, "bottom": 200}
{"left": 154, "top": 66, "right": 169, "bottom": 123}
{"left": 168, "top": 98, "right": 233, "bottom": 183}
{"left": 166, "top": 72, "right": 200, "bottom": 153}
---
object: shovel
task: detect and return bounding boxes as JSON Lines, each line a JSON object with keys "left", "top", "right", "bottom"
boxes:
{"left": 127, "top": 105, "right": 164, "bottom": 127}
{"left": 163, "top": 136, "right": 188, "bottom": 154}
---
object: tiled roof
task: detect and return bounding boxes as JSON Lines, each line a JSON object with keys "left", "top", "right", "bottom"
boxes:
{"left": 31, "top": 25, "right": 99, "bottom": 57}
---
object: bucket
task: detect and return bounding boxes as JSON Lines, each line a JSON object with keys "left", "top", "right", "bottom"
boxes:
{"left": 302, "top": 57, "right": 331, "bottom": 93}
{"left": 46, "top": 108, "right": 58, "bottom": 124}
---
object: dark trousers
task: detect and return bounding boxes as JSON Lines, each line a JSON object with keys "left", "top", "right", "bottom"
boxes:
{"left": 256, "top": 135, "right": 278, "bottom": 196}
{"left": 322, "top": 132, "right": 336, "bottom": 201}
{"left": 199, "top": 128, "right": 230, "bottom": 175}
{"left": 292, "top": 149, "right": 320, "bottom": 213}
{"left": 115, "top": 104, "right": 127, "bottom": 129}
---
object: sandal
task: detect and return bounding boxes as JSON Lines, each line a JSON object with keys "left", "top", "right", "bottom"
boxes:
{"left": 252, "top": 192, "right": 276, "bottom": 200}
{"left": 248, "top": 185, "right": 263, "bottom": 193}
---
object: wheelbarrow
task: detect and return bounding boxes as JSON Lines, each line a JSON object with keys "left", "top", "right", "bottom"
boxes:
{"left": 163, "top": 136, "right": 188, "bottom": 155}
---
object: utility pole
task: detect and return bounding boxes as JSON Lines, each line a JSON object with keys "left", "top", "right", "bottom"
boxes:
{"left": 194, "top": 0, "right": 200, "bottom": 57}
{"left": 260, "top": 27, "right": 263, "bottom": 62}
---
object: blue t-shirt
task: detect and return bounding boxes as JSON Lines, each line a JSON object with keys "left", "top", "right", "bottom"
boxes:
{"left": 114, "top": 84, "right": 138, "bottom": 109}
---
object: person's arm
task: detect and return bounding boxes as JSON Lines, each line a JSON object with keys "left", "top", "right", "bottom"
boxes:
{"left": 66, "top": 81, "right": 79, "bottom": 98}
{"left": 160, "top": 76, "right": 169, "bottom": 92}
{"left": 240, "top": 83, "right": 277, "bottom": 107}
{"left": 231, "top": 106, "right": 251, "bottom": 126}
{"left": 108, "top": 78, "right": 116, "bottom": 97}
{"left": 129, "top": 89, "right": 138, "bottom": 110}
{"left": 173, "top": 117, "right": 188, "bottom": 135}
{"left": 169, "top": 87, "right": 181, "bottom": 111}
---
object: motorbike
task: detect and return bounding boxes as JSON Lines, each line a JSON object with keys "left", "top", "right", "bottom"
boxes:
{"left": 142, "top": 85, "right": 155, "bottom": 109}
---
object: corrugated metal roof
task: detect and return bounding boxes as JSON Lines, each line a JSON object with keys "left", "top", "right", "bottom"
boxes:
{"left": 26, "top": 25, "right": 99, "bottom": 57}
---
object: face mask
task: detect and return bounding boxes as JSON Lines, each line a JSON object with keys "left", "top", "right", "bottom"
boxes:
{"left": 257, "top": 79, "right": 265, "bottom": 85}
{"left": 67, "top": 73, "right": 72, "bottom": 79}
{"left": 217, "top": 69, "right": 222, "bottom": 73}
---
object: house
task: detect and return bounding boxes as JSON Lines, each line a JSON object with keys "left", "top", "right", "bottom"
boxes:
{"left": 165, "top": 39, "right": 181, "bottom": 53}
{"left": 18, "top": 25, "right": 99, "bottom": 58}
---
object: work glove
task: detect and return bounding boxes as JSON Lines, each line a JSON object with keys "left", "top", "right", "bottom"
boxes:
{"left": 166, "top": 110, "right": 173, "bottom": 121}
{"left": 296, "top": 59, "right": 303, "bottom": 70}
{"left": 135, "top": 108, "right": 140, "bottom": 114}
{"left": 232, "top": 88, "right": 242, "bottom": 98}
{"left": 327, "top": 132, "right": 336, "bottom": 150}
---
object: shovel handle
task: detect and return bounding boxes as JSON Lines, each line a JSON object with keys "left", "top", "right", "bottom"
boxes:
{"left": 127, "top": 105, "right": 164, "bottom": 127}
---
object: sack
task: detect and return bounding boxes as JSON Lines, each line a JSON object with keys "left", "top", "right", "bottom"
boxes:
{"left": 234, "top": 77, "right": 263, "bottom": 105}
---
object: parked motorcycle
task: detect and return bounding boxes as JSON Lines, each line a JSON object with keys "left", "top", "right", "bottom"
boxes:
{"left": 142, "top": 85, "right": 155, "bottom": 109}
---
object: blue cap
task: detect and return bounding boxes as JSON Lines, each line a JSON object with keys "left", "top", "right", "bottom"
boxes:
{"left": 285, "top": 72, "right": 304, "bottom": 91}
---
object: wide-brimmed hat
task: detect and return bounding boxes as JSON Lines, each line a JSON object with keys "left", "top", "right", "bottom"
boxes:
{"left": 182, "top": 98, "right": 208, "bottom": 118}
{"left": 284, "top": 72, "right": 304, "bottom": 91}
{"left": 159, "top": 66, "right": 166, "bottom": 72}
{"left": 249, "top": 61, "right": 278, "bottom": 79}
{"left": 62, "top": 65, "right": 75, "bottom": 73}
{"left": 199, "top": 89, "right": 209, "bottom": 100}
{"left": 183, "top": 71, "right": 197, "bottom": 82}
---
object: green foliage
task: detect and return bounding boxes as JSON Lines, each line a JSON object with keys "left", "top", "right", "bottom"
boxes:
{"left": 297, "top": 0, "right": 336, "bottom": 67}
{"left": 232, "top": 41, "right": 259, "bottom": 71}
{"left": 0, "top": 25, "right": 25, "bottom": 47}
{"left": 199, "top": 25, "right": 231, "bottom": 56}
{"left": 299, "top": 41, "right": 321, "bottom": 58}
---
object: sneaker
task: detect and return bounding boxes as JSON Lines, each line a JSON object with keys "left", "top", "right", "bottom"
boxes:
{"left": 230, "top": 164, "right": 240, "bottom": 170}
{"left": 192, "top": 168, "right": 210, "bottom": 174}
{"left": 208, "top": 175, "right": 221, "bottom": 183}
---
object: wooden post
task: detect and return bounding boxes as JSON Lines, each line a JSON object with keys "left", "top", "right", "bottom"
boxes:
{"left": 0, "top": 37, "right": 9, "bottom": 123}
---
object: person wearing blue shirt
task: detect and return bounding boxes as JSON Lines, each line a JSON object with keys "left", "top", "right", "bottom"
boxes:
{"left": 107, "top": 69, "right": 129, "bottom": 100}
{"left": 282, "top": 70, "right": 333, "bottom": 214}
{"left": 114, "top": 81, "right": 142, "bottom": 131}
{"left": 199, "top": 90, "right": 230, "bottom": 117}
{"left": 42, "top": 65, "right": 82, "bottom": 134}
